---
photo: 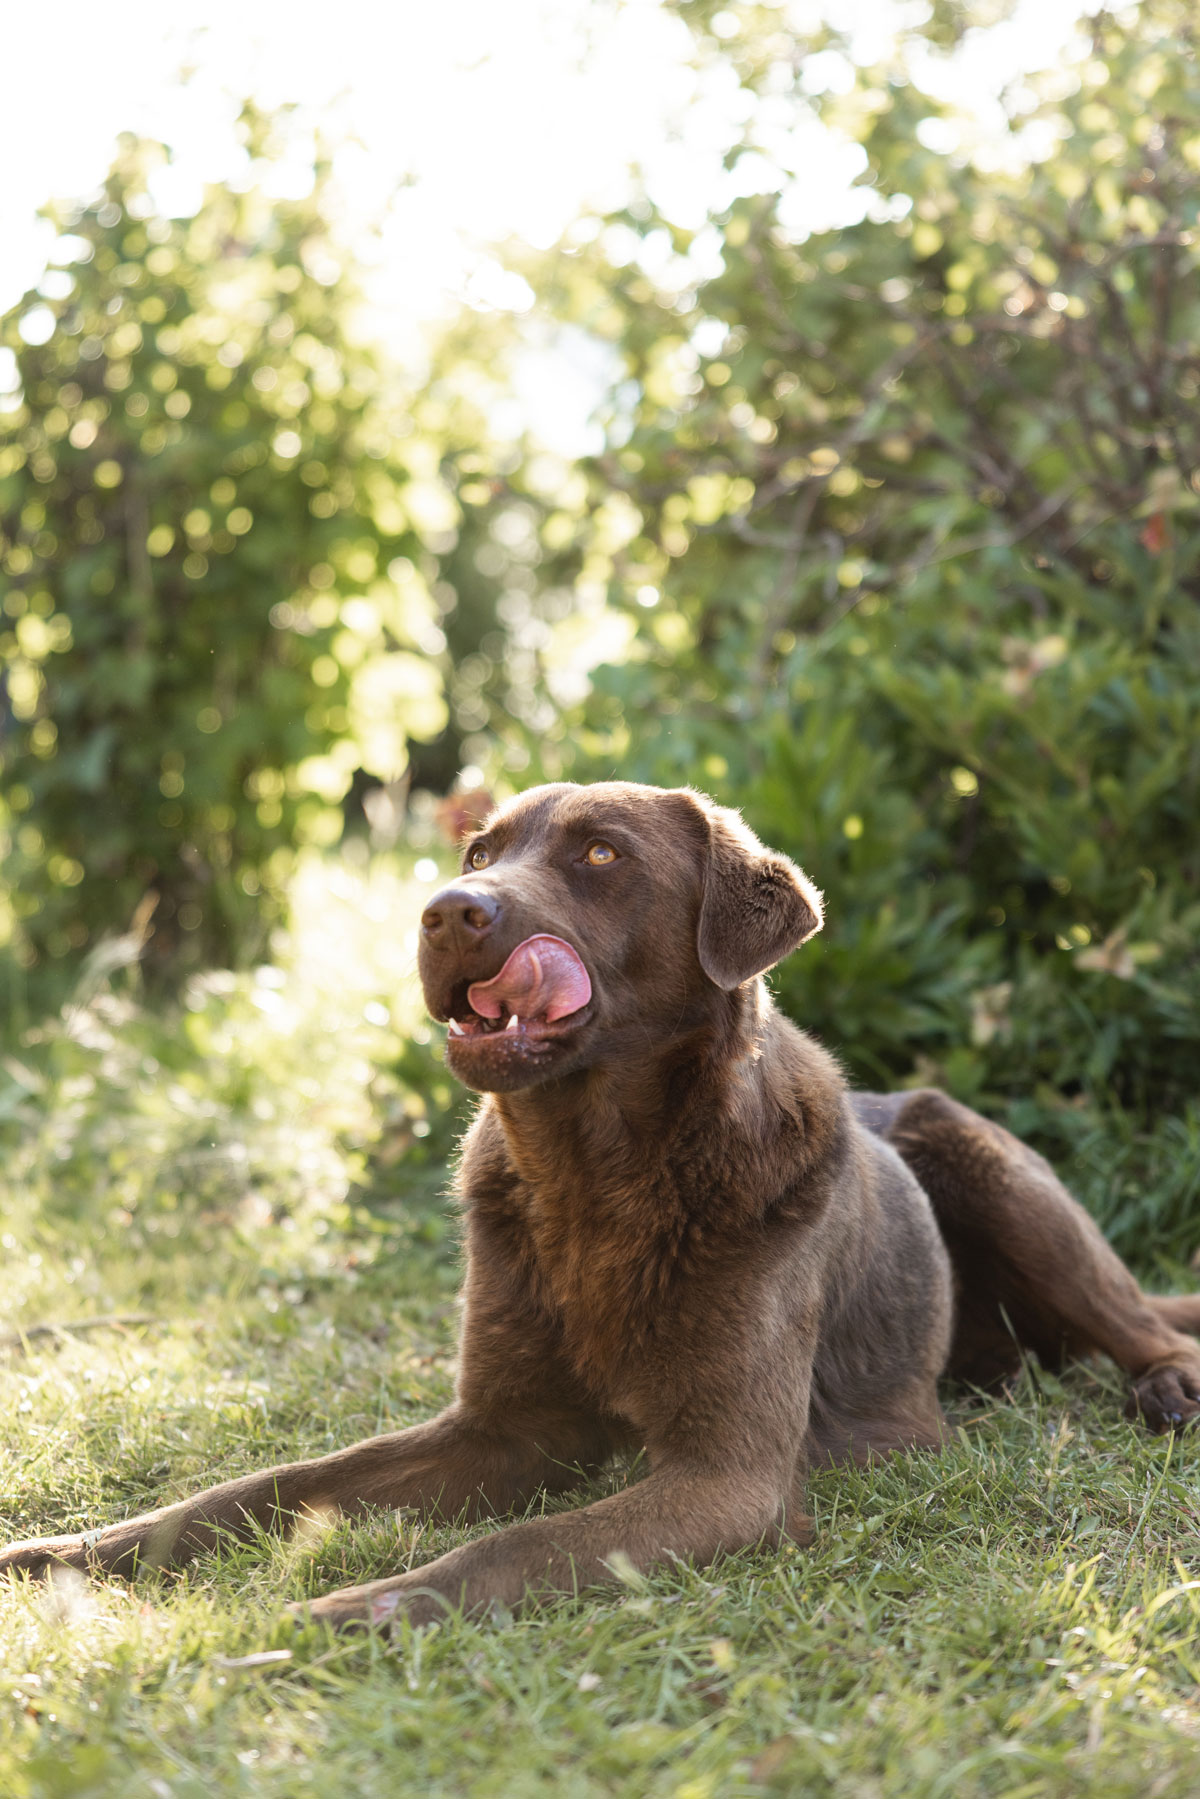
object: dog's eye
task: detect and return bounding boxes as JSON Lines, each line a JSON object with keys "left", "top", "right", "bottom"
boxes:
{"left": 468, "top": 845, "right": 490, "bottom": 870}
{"left": 585, "top": 842, "right": 617, "bottom": 866}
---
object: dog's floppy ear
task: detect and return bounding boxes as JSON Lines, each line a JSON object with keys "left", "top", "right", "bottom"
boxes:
{"left": 682, "top": 794, "right": 823, "bottom": 990}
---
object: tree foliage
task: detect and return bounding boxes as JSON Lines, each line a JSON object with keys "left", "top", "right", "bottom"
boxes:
{"left": 0, "top": 115, "right": 451, "bottom": 988}
{"left": 2, "top": 3, "right": 1198, "bottom": 1255}
{"left": 483, "top": 0, "right": 1200, "bottom": 1250}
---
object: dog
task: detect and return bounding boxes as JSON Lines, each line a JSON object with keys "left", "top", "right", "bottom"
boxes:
{"left": 4, "top": 780, "right": 1200, "bottom": 1629}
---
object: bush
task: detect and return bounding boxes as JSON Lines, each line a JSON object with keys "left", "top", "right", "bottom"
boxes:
{"left": 0, "top": 848, "right": 463, "bottom": 1326}
{"left": 493, "top": 0, "right": 1200, "bottom": 1257}
{"left": 0, "top": 116, "right": 449, "bottom": 1005}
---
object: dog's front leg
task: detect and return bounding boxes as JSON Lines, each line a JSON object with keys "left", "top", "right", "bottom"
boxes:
{"left": 294, "top": 1325, "right": 817, "bottom": 1631}
{"left": 293, "top": 1302, "right": 820, "bottom": 1628}
{"left": 0, "top": 1403, "right": 607, "bottom": 1583}
{"left": 292, "top": 1456, "right": 798, "bottom": 1630}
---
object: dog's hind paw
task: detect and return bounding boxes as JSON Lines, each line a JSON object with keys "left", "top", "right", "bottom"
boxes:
{"left": 1126, "top": 1366, "right": 1200, "bottom": 1434}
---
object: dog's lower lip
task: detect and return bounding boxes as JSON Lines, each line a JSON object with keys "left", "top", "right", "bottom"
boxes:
{"left": 445, "top": 1005, "right": 592, "bottom": 1044}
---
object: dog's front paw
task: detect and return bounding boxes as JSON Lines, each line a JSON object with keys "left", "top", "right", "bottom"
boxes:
{"left": 0, "top": 1531, "right": 95, "bottom": 1581}
{"left": 287, "top": 1574, "right": 447, "bottom": 1633}
{"left": 286, "top": 1590, "right": 375, "bottom": 1633}
{"left": 1126, "top": 1365, "right": 1200, "bottom": 1433}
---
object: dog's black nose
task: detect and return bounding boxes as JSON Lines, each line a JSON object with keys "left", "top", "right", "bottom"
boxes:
{"left": 421, "top": 884, "right": 501, "bottom": 946}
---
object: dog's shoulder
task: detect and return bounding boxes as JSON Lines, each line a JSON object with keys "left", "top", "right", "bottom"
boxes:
{"left": 746, "top": 1000, "right": 854, "bottom": 1179}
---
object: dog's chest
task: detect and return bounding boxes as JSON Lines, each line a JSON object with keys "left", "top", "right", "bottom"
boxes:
{"left": 476, "top": 1095, "right": 778, "bottom": 1412}
{"left": 514, "top": 1165, "right": 714, "bottom": 1404}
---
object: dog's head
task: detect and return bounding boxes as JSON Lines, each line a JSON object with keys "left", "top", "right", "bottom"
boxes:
{"left": 418, "top": 781, "right": 823, "bottom": 1093}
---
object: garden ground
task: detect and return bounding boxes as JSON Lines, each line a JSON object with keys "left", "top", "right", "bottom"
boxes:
{"left": 3, "top": 854, "right": 1200, "bottom": 1799}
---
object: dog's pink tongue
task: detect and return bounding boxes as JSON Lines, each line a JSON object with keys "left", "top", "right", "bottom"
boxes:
{"left": 467, "top": 935, "right": 591, "bottom": 1022}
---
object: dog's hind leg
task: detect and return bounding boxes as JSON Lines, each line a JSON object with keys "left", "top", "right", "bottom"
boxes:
{"left": 1148, "top": 1294, "right": 1200, "bottom": 1333}
{"left": 859, "top": 1089, "right": 1200, "bottom": 1433}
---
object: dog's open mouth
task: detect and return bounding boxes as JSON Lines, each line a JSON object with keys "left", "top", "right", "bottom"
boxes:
{"left": 445, "top": 935, "right": 593, "bottom": 1045}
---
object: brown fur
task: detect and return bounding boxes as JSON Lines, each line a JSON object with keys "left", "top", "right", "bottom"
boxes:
{"left": 3, "top": 780, "right": 1199, "bottom": 1629}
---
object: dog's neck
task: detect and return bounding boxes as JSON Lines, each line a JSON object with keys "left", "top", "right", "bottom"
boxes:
{"left": 490, "top": 979, "right": 783, "bottom": 1184}
{"left": 472, "top": 982, "right": 846, "bottom": 1372}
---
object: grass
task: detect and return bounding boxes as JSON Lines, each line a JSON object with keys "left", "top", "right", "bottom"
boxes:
{"left": 4, "top": 851, "right": 1200, "bottom": 1797}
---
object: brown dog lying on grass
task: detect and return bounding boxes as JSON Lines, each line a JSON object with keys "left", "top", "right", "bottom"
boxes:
{"left": 4, "top": 780, "right": 1200, "bottom": 1629}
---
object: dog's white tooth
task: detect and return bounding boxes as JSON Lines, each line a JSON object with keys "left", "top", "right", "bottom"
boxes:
{"left": 505, "top": 1013, "right": 520, "bottom": 1032}
{"left": 447, "top": 1018, "right": 464, "bottom": 1036}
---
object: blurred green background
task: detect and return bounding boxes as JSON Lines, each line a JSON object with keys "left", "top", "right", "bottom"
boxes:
{"left": 2, "top": 0, "right": 1199, "bottom": 1266}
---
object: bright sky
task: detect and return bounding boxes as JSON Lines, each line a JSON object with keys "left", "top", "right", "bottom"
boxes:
{"left": 4, "top": 0, "right": 1095, "bottom": 444}
{"left": 4, "top": 1, "right": 719, "bottom": 324}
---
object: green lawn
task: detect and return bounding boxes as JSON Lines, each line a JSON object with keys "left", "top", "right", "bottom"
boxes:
{"left": 3, "top": 855, "right": 1200, "bottom": 1798}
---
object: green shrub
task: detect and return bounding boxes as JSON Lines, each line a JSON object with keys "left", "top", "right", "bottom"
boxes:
{"left": 496, "top": 0, "right": 1200, "bottom": 1256}
{"left": 0, "top": 848, "right": 463, "bottom": 1325}
{"left": 0, "top": 116, "right": 448, "bottom": 1006}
